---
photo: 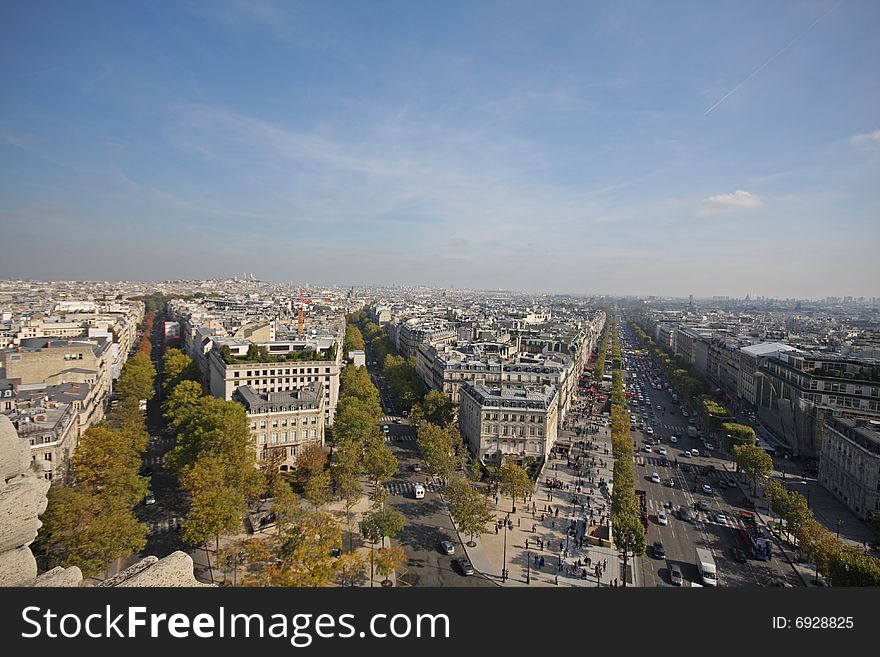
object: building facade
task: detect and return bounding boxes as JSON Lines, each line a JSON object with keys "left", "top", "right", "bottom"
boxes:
{"left": 233, "top": 383, "right": 325, "bottom": 471}
{"left": 818, "top": 417, "right": 880, "bottom": 521}
{"left": 459, "top": 383, "right": 558, "bottom": 465}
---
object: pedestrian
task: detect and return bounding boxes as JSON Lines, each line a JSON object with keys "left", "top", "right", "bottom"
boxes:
{"left": 495, "top": 525, "right": 499, "bottom": 534}
{"left": 603, "top": 559, "right": 607, "bottom": 570}
{"left": 540, "top": 556, "right": 545, "bottom": 568}
{"left": 541, "top": 513, "right": 545, "bottom": 522}
{"left": 555, "top": 508, "right": 559, "bottom": 518}
{"left": 555, "top": 575, "right": 558, "bottom": 586}
{"left": 552, "top": 520, "right": 555, "bottom": 528}
{"left": 532, "top": 523, "right": 537, "bottom": 533}
{"left": 517, "top": 518, "right": 521, "bottom": 527}
{"left": 525, "top": 538, "right": 529, "bottom": 549}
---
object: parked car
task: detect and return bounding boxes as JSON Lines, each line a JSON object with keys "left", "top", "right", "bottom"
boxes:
{"left": 455, "top": 558, "right": 475, "bottom": 576}
{"left": 439, "top": 540, "right": 455, "bottom": 555}
{"left": 702, "top": 484, "right": 713, "bottom": 495}
{"left": 144, "top": 491, "right": 156, "bottom": 505}
{"left": 669, "top": 435, "right": 678, "bottom": 443}
{"left": 657, "top": 447, "right": 667, "bottom": 456}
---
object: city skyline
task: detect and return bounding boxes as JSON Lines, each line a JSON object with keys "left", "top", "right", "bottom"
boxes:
{"left": 2, "top": 1, "right": 879, "bottom": 297}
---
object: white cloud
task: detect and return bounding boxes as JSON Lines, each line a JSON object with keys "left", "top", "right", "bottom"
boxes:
{"left": 696, "top": 190, "right": 763, "bottom": 218}
{"left": 850, "top": 129, "right": 880, "bottom": 145}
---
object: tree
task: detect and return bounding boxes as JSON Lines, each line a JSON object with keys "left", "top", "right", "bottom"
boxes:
{"left": 296, "top": 444, "right": 332, "bottom": 513}
{"left": 374, "top": 546, "right": 407, "bottom": 586}
{"left": 360, "top": 507, "right": 405, "bottom": 586}
{"left": 180, "top": 454, "right": 254, "bottom": 584}
{"left": 413, "top": 390, "right": 454, "bottom": 428}
{"left": 722, "top": 422, "right": 757, "bottom": 451}
{"left": 71, "top": 425, "right": 148, "bottom": 507}
{"left": 115, "top": 353, "right": 156, "bottom": 405}
{"left": 825, "top": 546, "right": 880, "bottom": 586}
{"left": 344, "top": 324, "right": 366, "bottom": 352}
{"left": 162, "top": 379, "right": 205, "bottom": 429}
{"left": 417, "top": 422, "right": 462, "bottom": 483}
{"left": 498, "top": 461, "right": 532, "bottom": 513}
{"left": 733, "top": 443, "right": 774, "bottom": 495}
{"left": 612, "top": 510, "right": 646, "bottom": 588}
{"left": 331, "top": 439, "right": 365, "bottom": 551}
{"left": 363, "top": 436, "right": 398, "bottom": 497}
{"left": 36, "top": 487, "right": 147, "bottom": 579}
{"left": 162, "top": 348, "right": 199, "bottom": 393}
{"left": 447, "top": 476, "right": 494, "bottom": 546}
{"left": 798, "top": 520, "right": 842, "bottom": 581}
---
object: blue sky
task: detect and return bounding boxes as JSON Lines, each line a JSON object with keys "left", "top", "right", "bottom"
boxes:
{"left": 1, "top": 0, "right": 878, "bottom": 297}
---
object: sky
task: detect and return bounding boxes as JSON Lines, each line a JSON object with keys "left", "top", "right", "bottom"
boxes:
{"left": 1, "top": 0, "right": 878, "bottom": 298}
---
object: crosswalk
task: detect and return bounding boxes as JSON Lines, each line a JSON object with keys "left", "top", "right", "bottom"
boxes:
{"left": 379, "top": 416, "right": 404, "bottom": 424}
{"left": 383, "top": 481, "right": 441, "bottom": 496}
{"left": 149, "top": 517, "right": 181, "bottom": 534}
{"left": 143, "top": 455, "right": 165, "bottom": 467}
{"left": 384, "top": 433, "right": 417, "bottom": 443}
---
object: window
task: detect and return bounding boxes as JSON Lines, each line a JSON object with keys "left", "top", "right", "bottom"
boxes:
{"left": 259, "top": 420, "right": 267, "bottom": 429}
{"left": 271, "top": 432, "right": 279, "bottom": 444}
{"left": 44, "top": 453, "right": 52, "bottom": 461}
{"left": 290, "top": 430, "right": 297, "bottom": 441}
{"left": 272, "top": 419, "right": 279, "bottom": 428}
{"left": 250, "top": 422, "right": 257, "bottom": 430}
{"left": 259, "top": 434, "right": 266, "bottom": 444}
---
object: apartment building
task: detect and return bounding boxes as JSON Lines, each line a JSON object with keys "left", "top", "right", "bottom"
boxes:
{"left": 819, "top": 417, "right": 880, "bottom": 520}
{"left": 459, "top": 383, "right": 559, "bottom": 465}
{"left": 756, "top": 352, "right": 880, "bottom": 458}
{"left": 233, "top": 382, "right": 325, "bottom": 471}
{"left": 206, "top": 337, "right": 342, "bottom": 426}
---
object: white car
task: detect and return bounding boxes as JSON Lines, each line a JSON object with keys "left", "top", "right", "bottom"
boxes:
{"left": 691, "top": 449, "right": 701, "bottom": 457}
{"left": 681, "top": 450, "right": 691, "bottom": 458}
{"left": 646, "top": 427, "right": 654, "bottom": 435}
{"left": 643, "top": 445, "right": 653, "bottom": 453}
{"left": 650, "top": 472, "right": 661, "bottom": 483}
{"left": 657, "top": 447, "right": 667, "bottom": 456}
{"left": 714, "top": 513, "right": 728, "bottom": 526}
{"left": 702, "top": 484, "right": 713, "bottom": 494}
{"left": 669, "top": 436, "right": 678, "bottom": 443}
{"left": 657, "top": 511, "right": 668, "bottom": 525}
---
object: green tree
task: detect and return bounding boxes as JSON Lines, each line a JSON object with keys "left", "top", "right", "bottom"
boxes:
{"left": 447, "top": 476, "right": 494, "bottom": 546}
{"left": 344, "top": 324, "right": 366, "bottom": 353}
{"left": 374, "top": 545, "right": 407, "bottom": 585}
{"left": 733, "top": 443, "right": 774, "bottom": 495}
{"left": 331, "top": 438, "right": 365, "bottom": 551}
{"left": 71, "top": 425, "right": 148, "bottom": 507}
{"left": 722, "top": 422, "right": 757, "bottom": 451}
{"left": 162, "top": 348, "right": 199, "bottom": 393}
{"left": 612, "top": 510, "right": 646, "bottom": 588}
{"left": 498, "top": 461, "right": 532, "bottom": 513}
{"left": 413, "top": 390, "right": 454, "bottom": 428}
{"left": 363, "top": 436, "right": 399, "bottom": 497}
{"left": 162, "top": 379, "right": 205, "bottom": 429}
{"left": 296, "top": 444, "right": 332, "bottom": 513}
{"left": 180, "top": 454, "right": 249, "bottom": 584}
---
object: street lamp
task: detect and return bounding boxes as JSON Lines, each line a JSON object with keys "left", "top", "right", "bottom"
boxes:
{"left": 836, "top": 519, "right": 842, "bottom": 539}
{"left": 501, "top": 520, "right": 509, "bottom": 582}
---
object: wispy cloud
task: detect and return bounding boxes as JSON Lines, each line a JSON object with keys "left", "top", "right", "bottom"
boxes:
{"left": 704, "top": 1, "right": 843, "bottom": 115}
{"left": 696, "top": 190, "right": 763, "bottom": 218}
{"left": 850, "top": 129, "right": 880, "bottom": 145}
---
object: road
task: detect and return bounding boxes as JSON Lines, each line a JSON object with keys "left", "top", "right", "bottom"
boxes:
{"left": 363, "top": 351, "right": 493, "bottom": 587}
{"left": 618, "top": 322, "right": 801, "bottom": 587}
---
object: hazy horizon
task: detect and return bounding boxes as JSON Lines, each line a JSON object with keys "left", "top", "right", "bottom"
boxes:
{"left": 2, "top": 1, "right": 878, "bottom": 298}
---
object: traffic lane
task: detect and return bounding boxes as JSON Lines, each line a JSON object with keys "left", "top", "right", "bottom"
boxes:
{"left": 384, "top": 434, "right": 492, "bottom": 587}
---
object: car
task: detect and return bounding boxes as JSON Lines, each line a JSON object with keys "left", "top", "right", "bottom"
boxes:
{"left": 144, "top": 491, "right": 156, "bottom": 505}
{"left": 681, "top": 450, "right": 691, "bottom": 458}
{"left": 702, "top": 484, "right": 713, "bottom": 494}
{"left": 657, "top": 405, "right": 663, "bottom": 410}
{"left": 690, "top": 449, "right": 700, "bottom": 457}
{"left": 393, "top": 419, "right": 402, "bottom": 424}
{"left": 678, "top": 506, "right": 693, "bottom": 521}
{"left": 652, "top": 541, "right": 666, "bottom": 559}
{"left": 643, "top": 445, "right": 652, "bottom": 453}
{"left": 650, "top": 472, "right": 661, "bottom": 483}
{"left": 411, "top": 463, "right": 423, "bottom": 472}
{"left": 704, "top": 443, "right": 715, "bottom": 451}
{"left": 669, "top": 435, "right": 678, "bottom": 443}
{"left": 139, "top": 465, "right": 153, "bottom": 476}
{"left": 657, "top": 447, "right": 667, "bottom": 456}
{"left": 681, "top": 411, "right": 689, "bottom": 417}
{"left": 713, "top": 513, "right": 728, "bottom": 525}
{"left": 666, "top": 478, "right": 676, "bottom": 488}
{"left": 658, "top": 458, "right": 669, "bottom": 467}
{"left": 413, "top": 484, "right": 426, "bottom": 499}
{"left": 657, "top": 511, "right": 668, "bottom": 525}
{"left": 731, "top": 546, "right": 748, "bottom": 563}
{"left": 439, "top": 540, "right": 455, "bottom": 555}
{"left": 646, "top": 427, "right": 654, "bottom": 436}
{"left": 668, "top": 563, "right": 683, "bottom": 586}
{"left": 455, "top": 558, "right": 475, "bottom": 576}
{"left": 382, "top": 425, "right": 390, "bottom": 432}
{"left": 696, "top": 500, "right": 710, "bottom": 512}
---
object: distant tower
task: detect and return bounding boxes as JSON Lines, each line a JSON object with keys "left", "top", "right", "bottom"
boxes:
{"left": 688, "top": 294, "right": 693, "bottom": 307}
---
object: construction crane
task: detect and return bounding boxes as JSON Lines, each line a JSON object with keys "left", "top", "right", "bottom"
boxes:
{"left": 297, "top": 288, "right": 304, "bottom": 336}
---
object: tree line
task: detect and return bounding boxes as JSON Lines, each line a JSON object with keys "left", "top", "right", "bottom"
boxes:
{"left": 607, "top": 315, "right": 646, "bottom": 584}
{"left": 35, "top": 351, "right": 157, "bottom": 578}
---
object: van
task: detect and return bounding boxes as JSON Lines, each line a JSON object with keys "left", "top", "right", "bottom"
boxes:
{"left": 413, "top": 484, "right": 426, "bottom": 499}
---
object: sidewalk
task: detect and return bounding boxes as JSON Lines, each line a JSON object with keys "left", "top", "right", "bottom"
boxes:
{"left": 455, "top": 417, "right": 635, "bottom": 588}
